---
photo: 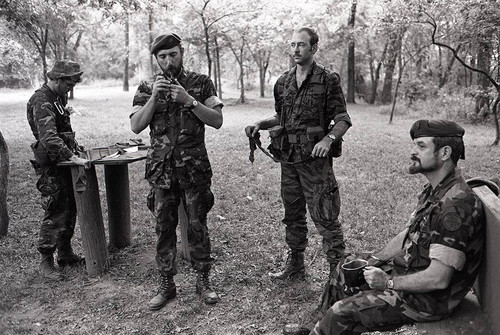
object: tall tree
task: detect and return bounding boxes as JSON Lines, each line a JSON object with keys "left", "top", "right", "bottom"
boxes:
{"left": 1, "top": 0, "right": 55, "bottom": 81}
{"left": 0, "top": 131, "right": 8, "bottom": 237}
{"left": 346, "top": 0, "right": 357, "bottom": 103}
{"left": 425, "top": 11, "right": 500, "bottom": 144}
{"left": 78, "top": 0, "right": 146, "bottom": 91}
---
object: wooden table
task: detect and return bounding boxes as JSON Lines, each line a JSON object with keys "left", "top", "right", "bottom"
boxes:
{"left": 60, "top": 149, "right": 147, "bottom": 276}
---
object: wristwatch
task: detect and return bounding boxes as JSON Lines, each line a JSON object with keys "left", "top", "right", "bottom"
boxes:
{"left": 386, "top": 277, "right": 394, "bottom": 289}
{"left": 190, "top": 99, "right": 199, "bottom": 109}
{"left": 327, "top": 134, "right": 336, "bottom": 142}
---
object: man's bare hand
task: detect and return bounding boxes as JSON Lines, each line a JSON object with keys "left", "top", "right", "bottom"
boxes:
{"left": 166, "top": 83, "right": 191, "bottom": 105}
{"left": 245, "top": 124, "right": 260, "bottom": 138}
{"left": 364, "top": 266, "right": 390, "bottom": 290}
{"left": 311, "top": 138, "right": 331, "bottom": 157}
{"left": 70, "top": 155, "right": 91, "bottom": 169}
{"left": 152, "top": 77, "right": 170, "bottom": 100}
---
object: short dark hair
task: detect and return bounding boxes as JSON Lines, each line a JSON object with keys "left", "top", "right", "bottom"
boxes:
{"left": 433, "top": 136, "right": 464, "bottom": 164}
{"left": 297, "top": 27, "right": 319, "bottom": 46}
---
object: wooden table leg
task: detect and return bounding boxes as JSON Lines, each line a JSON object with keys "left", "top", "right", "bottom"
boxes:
{"left": 178, "top": 203, "right": 190, "bottom": 261}
{"left": 71, "top": 165, "right": 109, "bottom": 276}
{"left": 104, "top": 164, "right": 131, "bottom": 248}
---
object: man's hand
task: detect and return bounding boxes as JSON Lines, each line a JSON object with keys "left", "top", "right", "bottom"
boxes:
{"left": 363, "top": 266, "right": 391, "bottom": 290}
{"left": 166, "top": 82, "right": 192, "bottom": 106}
{"left": 245, "top": 124, "right": 260, "bottom": 138}
{"left": 69, "top": 155, "right": 91, "bottom": 169}
{"left": 152, "top": 76, "right": 170, "bottom": 101}
{"left": 311, "top": 138, "right": 332, "bottom": 158}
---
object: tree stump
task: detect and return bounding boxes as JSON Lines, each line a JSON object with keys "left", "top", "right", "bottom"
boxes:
{"left": 0, "top": 131, "right": 9, "bottom": 237}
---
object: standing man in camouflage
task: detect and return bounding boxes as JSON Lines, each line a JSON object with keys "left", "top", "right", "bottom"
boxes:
{"left": 131, "top": 33, "right": 223, "bottom": 310}
{"left": 27, "top": 60, "right": 90, "bottom": 281}
{"left": 245, "top": 27, "right": 351, "bottom": 281}
{"left": 284, "top": 120, "right": 485, "bottom": 335}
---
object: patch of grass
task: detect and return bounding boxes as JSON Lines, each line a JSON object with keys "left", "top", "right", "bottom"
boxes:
{"left": 0, "top": 87, "right": 498, "bottom": 334}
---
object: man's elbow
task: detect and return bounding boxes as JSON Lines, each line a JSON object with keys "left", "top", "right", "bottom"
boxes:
{"left": 213, "top": 119, "right": 223, "bottom": 129}
{"left": 130, "top": 121, "right": 143, "bottom": 134}
{"left": 211, "top": 115, "right": 223, "bottom": 129}
{"left": 432, "top": 274, "right": 453, "bottom": 290}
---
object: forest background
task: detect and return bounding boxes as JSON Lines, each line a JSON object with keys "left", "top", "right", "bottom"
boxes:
{"left": 0, "top": 0, "right": 499, "bottom": 334}
{"left": 0, "top": 0, "right": 499, "bottom": 127}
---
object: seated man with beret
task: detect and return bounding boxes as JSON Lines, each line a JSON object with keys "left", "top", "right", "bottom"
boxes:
{"left": 284, "top": 119, "right": 485, "bottom": 335}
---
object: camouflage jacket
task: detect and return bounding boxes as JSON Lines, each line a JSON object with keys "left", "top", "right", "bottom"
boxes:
{"left": 389, "top": 168, "right": 485, "bottom": 321}
{"left": 27, "top": 84, "right": 77, "bottom": 165}
{"left": 273, "top": 62, "right": 351, "bottom": 162}
{"left": 131, "top": 69, "right": 223, "bottom": 189}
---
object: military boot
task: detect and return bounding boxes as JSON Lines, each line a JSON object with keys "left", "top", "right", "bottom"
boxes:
{"left": 57, "top": 248, "right": 85, "bottom": 267}
{"left": 39, "top": 254, "right": 62, "bottom": 280}
{"left": 196, "top": 271, "right": 220, "bottom": 305}
{"left": 283, "top": 309, "right": 325, "bottom": 335}
{"left": 268, "top": 251, "right": 305, "bottom": 279}
{"left": 148, "top": 274, "right": 176, "bottom": 311}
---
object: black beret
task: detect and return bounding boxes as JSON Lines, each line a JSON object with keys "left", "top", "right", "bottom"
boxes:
{"left": 151, "top": 33, "right": 182, "bottom": 55}
{"left": 410, "top": 119, "right": 465, "bottom": 140}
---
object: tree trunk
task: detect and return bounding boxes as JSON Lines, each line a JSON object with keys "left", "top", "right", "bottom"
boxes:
{"left": 239, "top": 59, "right": 245, "bottom": 103}
{"left": 477, "top": 42, "right": 492, "bottom": 89}
{"left": 149, "top": 10, "right": 155, "bottom": 76}
{"left": 389, "top": 52, "right": 404, "bottom": 124}
{"left": 123, "top": 13, "right": 130, "bottom": 92}
{"left": 381, "top": 32, "right": 402, "bottom": 104}
{"left": 439, "top": 44, "right": 461, "bottom": 88}
{"left": 203, "top": 22, "right": 212, "bottom": 78}
{"left": 214, "top": 35, "right": 222, "bottom": 99}
{"left": 368, "top": 41, "right": 389, "bottom": 105}
{"left": 0, "top": 131, "right": 9, "bottom": 237}
{"left": 346, "top": 0, "right": 357, "bottom": 103}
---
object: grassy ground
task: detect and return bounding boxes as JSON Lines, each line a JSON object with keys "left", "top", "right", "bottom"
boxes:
{"left": 0, "top": 85, "right": 498, "bottom": 335}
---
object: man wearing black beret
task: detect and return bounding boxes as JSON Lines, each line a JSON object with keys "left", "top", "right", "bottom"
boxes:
{"left": 130, "top": 33, "right": 223, "bottom": 310}
{"left": 284, "top": 119, "right": 485, "bottom": 334}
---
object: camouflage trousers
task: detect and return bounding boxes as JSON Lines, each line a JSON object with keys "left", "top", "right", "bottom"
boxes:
{"left": 148, "top": 182, "right": 215, "bottom": 276}
{"left": 35, "top": 166, "right": 77, "bottom": 255}
{"left": 310, "top": 256, "right": 413, "bottom": 335}
{"left": 280, "top": 157, "right": 345, "bottom": 265}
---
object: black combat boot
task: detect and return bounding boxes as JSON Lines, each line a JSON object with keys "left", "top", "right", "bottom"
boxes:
{"left": 268, "top": 251, "right": 305, "bottom": 279}
{"left": 39, "top": 254, "right": 62, "bottom": 280}
{"left": 283, "top": 309, "right": 325, "bottom": 335}
{"left": 57, "top": 249, "right": 85, "bottom": 267}
{"left": 148, "top": 274, "right": 176, "bottom": 311}
{"left": 196, "top": 271, "right": 220, "bottom": 305}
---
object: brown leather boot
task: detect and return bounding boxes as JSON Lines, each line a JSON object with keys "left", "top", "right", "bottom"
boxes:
{"left": 268, "top": 251, "right": 305, "bottom": 279}
{"left": 39, "top": 254, "right": 62, "bottom": 281}
{"left": 196, "top": 271, "right": 220, "bottom": 305}
{"left": 148, "top": 274, "right": 176, "bottom": 311}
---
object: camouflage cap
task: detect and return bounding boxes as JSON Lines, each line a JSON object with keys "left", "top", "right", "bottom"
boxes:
{"left": 47, "top": 60, "right": 83, "bottom": 80}
{"left": 410, "top": 119, "right": 465, "bottom": 140}
{"left": 151, "top": 33, "right": 182, "bottom": 55}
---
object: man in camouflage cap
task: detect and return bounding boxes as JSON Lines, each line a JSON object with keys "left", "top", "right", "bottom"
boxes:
{"left": 130, "top": 32, "right": 223, "bottom": 310}
{"left": 27, "top": 59, "right": 90, "bottom": 281}
{"left": 245, "top": 27, "right": 351, "bottom": 281}
{"left": 283, "top": 119, "right": 485, "bottom": 334}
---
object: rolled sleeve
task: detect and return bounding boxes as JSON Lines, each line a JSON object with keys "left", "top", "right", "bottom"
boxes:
{"left": 429, "top": 243, "right": 466, "bottom": 270}
{"left": 326, "top": 73, "right": 351, "bottom": 126}
{"left": 203, "top": 96, "right": 223, "bottom": 109}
